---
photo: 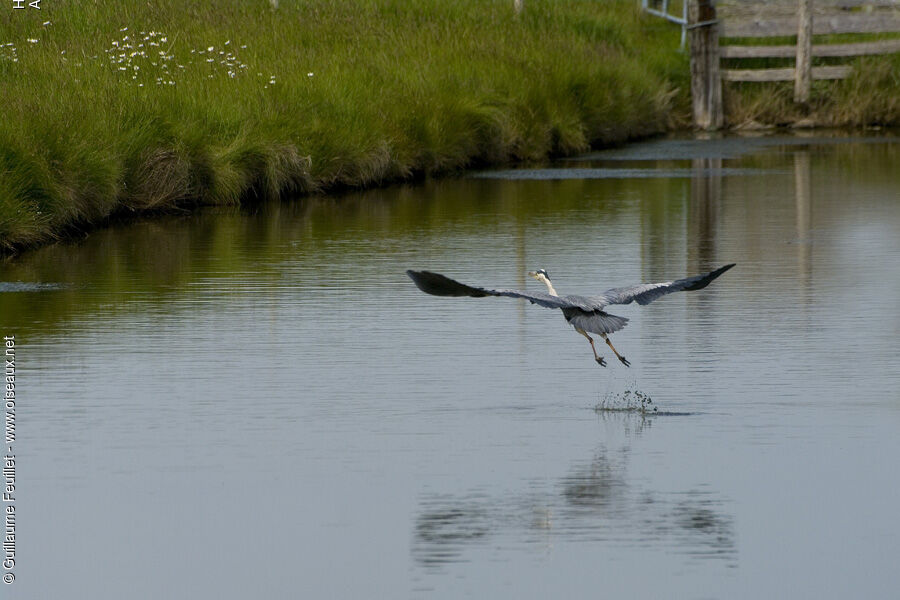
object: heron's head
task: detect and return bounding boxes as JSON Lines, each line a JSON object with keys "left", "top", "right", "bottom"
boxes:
{"left": 528, "top": 268, "right": 557, "bottom": 295}
{"left": 527, "top": 269, "right": 551, "bottom": 283}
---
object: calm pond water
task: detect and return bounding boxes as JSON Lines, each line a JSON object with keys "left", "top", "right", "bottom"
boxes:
{"left": 2, "top": 133, "right": 899, "bottom": 599}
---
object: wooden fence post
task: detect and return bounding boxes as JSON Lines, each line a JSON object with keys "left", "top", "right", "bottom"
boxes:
{"left": 795, "top": 0, "right": 813, "bottom": 103}
{"left": 689, "top": 0, "right": 723, "bottom": 130}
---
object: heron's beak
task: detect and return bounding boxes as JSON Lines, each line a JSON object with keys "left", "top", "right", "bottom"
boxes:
{"left": 527, "top": 271, "right": 537, "bottom": 278}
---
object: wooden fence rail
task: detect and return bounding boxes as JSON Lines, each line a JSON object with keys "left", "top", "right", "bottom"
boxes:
{"left": 720, "top": 39, "right": 900, "bottom": 59}
{"left": 721, "top": 14, "right": 900, "bottom": 37}
{"left": 685, "top": 0, "right": 900, "bottom": 128}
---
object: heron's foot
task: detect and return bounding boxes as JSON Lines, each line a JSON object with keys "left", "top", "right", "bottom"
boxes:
{"left": 618, "top": 356, "right": 631, "bottom": 367}
{"left": 595, "top": 356, "right": 607, "bottom": 367}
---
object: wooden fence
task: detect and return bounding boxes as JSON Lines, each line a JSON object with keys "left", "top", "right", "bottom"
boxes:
{"left": 686, "top": 0, "right": 900, "bottom": 128}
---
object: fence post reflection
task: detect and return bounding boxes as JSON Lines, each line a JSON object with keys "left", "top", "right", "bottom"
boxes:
{"left": 688, "top": 157, "right": 721, "bottom": 275}
{"left": 794, "top": 150, "right": 812, "bottom": 298}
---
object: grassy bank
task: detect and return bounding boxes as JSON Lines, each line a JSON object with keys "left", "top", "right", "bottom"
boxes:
{"left": 0, "top": 0, "right": 688, "bottom": 253}
{"left": 2, "top": 2, "right": 899, "bottom": 255}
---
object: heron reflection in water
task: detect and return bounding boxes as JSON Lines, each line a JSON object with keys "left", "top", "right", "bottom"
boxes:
{"left": 407, "top": 264, "right": 735, "bottom": 367}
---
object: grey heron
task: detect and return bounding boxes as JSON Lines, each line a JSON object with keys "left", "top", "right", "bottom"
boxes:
{"left": 406, "top": 264, "right": 735, "bottom": 367}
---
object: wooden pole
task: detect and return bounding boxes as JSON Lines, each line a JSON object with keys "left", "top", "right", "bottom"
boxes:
{"left": 689, "top": 0, "right": 723, "bottom": 130}
{"left": 795, "top": 0, "right": 813, "bottom": 103}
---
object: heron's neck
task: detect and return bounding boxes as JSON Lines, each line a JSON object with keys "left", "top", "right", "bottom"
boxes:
{"left": 540, "top": 277, "right": 558, "bottom": 296}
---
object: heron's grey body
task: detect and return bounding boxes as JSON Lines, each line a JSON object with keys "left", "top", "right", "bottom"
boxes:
{"left": 406, "top": 264, "right": 735, "bottom": 366}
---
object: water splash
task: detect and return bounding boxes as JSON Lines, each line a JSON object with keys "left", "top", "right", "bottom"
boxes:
{"left": 595, "top": 387, "right": 657, "bottom": 415}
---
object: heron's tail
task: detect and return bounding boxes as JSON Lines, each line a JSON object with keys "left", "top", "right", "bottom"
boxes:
{"left": 566, "top": 311, "right": 629, "bottom": 335}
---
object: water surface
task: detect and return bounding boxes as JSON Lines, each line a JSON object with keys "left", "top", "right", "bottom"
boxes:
{"left": 3, "top": 133, "right": 899, "bottom": 599}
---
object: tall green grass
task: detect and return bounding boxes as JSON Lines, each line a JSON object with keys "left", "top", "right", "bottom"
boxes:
{"left": 0, "top": 0, "right": 688, "bottom": 252}
{"left": 3, "top": 1, "right": 897, "bottom": 254}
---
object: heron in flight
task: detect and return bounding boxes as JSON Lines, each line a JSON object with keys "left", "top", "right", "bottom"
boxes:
{"left": 406, "top": 264, "right": 735, "bottom": 367}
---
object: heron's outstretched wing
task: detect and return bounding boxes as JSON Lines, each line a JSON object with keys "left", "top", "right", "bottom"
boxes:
{"left": 407, "top": 270, "right": 581, "bottom": 310}
{"left": 594, "top": 263, "right": 736, "bottom": 307}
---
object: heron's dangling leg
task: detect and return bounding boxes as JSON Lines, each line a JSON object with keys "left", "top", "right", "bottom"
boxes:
{"left": 576, "top": 328, "right": 606, "bottom": 367}
{"left": 601, "top": 334, "right": 630, "bottom": 367}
